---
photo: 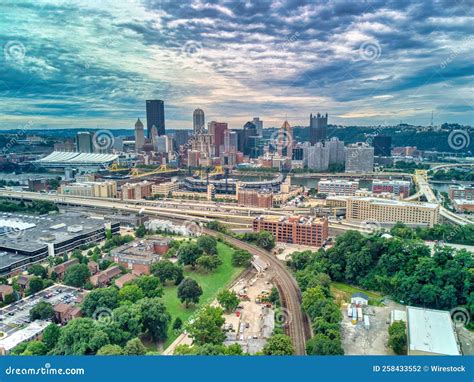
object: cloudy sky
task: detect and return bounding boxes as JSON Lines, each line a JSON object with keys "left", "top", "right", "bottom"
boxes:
{"left": 1, "top": 0, "right": 473, "bottom": 130}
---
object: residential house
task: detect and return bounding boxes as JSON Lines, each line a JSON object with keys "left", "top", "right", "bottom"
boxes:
{"left": 114, "top": 273, "right": 137, "bottom": 289}
{"left": 50, "top": 258, "right": 79, "bottom": 280}
{"left": 0, "top": 285, "right": 14, "bottom": 302}
{"left": 54, "top": 303, "right": 83, "bottom": 325}
{"left": 90, "top": 266, "right": 122, "bottom": 287}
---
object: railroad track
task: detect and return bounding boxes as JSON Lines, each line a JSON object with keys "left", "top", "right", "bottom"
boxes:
{"left": 203, "top": 228, "right": 309, "bottom": 355}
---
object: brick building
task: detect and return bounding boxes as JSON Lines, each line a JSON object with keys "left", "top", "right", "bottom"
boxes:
{"left": 237, "top": 188, "right": 273, "bottom": 208}
{"left": 253, "top": 216, "right": 328, "bottom": 247}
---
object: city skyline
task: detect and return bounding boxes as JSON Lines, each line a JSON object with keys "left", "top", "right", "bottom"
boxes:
{"left": 1, "top": 0, "right": 473, "bottom": 131}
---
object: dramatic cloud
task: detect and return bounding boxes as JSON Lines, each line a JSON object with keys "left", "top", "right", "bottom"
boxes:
{"left": 0, "top": 0, "right": 472, "bottom": 130}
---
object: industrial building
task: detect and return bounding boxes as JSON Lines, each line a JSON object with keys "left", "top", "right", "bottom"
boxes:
{"left": 253, "top": 215, "right": 328, "bottom": 247}
{"left": 0, "top": 212, "right": 120, "bottom": 276}
{"left": 406, "top": 306, "right": 461, "bottom": 356}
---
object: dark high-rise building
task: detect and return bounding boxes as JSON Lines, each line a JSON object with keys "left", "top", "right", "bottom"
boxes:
{"left": 146, "top": 100, "right": 165, "bottom": 138}
{"left": 373, "top": 135, "right": 392, "bottom": 156}
{"left": 292, "top": 147, "right": 304, "bottom": 161}
{"left": 76, "top": 132, "right": 93, "bottom": 153}
{"left": 238, "top": 122, "right": 257, "bottom": 155}
{"left": 193, "top": 108, "right": 205, "bottom": 134}
{"left": 309, "top": 113, "right": 328, "bottom": 144}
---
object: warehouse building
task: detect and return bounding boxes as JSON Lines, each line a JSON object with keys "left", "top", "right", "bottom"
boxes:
{"left": 406, "top": 306, "right": 461, "bottom": 356}
{"left": 0, "top": 212, "right": 120, "bottom": 276}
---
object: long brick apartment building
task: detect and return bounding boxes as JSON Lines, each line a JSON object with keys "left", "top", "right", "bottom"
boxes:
{"left": 253, "top": 215, "right": 328, "bottom": 247}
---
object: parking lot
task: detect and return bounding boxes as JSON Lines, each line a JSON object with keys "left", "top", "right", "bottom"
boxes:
{"left": 0, "top": 284, "right": 80, "bottom": 336}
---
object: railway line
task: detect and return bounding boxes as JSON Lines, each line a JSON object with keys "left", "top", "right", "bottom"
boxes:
{"left": 203, "top": 228, "right": 309, "bottom": 355}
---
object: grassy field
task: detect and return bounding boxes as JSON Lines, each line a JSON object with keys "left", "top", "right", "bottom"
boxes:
{"left": 330, "top": 282, "right": 384, "bottom": 306}
{"left": 161, "top": 242, "right": 243, "bottom": 348}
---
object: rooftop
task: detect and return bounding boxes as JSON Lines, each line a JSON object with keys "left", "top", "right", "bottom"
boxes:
{"left": 36, "top": 151, "right": 118, "bottom": 165}
{"left": 0, "top": 320, "right": 49, "bottom": 352}
{"left": 255, "top": 215, "right": 327, "bottom": 225}
{"left": 349, "top": 197, "right": 439, "bottom": 209}
{"left": 0, "top": 212, "right": 108, "bottom": 256}
{"left": 407, "top": 306, "right": 460, "bottom": 355}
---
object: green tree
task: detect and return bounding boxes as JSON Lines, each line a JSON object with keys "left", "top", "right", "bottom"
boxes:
{"left": 118, "top": 284, "right": 145, "bottom": 303}
{"left": 388, "top": 321, "right": 407, "bottom": 355}
{"left": 196, "top": 255, "right": 222, "bottom": 272}
{"left": 30, "top": 301, "right": 54, "bottom": 321}
{"left": 123, "top": 338, "right": 147, "bottom": 355}
{"left": 64, "top": 264, "right": 90, "bottom": 288}
{"left": 185, "top": 306, "right": 225, "bottom": 346}
{"left": 177, "top": 278, "right": 203, "bottom": 307}
{"left": 112, "top": 304, "right": 143, "bottom": 339}
{"left": 54, "top": 318, "right": 110, "bottom": 355}
{"left": 256, "top": 231, "right": 275, "bottom": 251}
{"left": 135, "top": 224, "right": 147, "bottom": 238}
{"left": 132, "top": 275, "right": 163, "bottom": 298}
{"left": 151, "top": 260, "right": 183, "bottom": 285}
{"left": 137, "top": 298, "right": 171, "bottom": 342}
{"left": 22, "top": 341, "right": 47, "bottom": 355}
{"left": 27, "top": 276, "right": 44, "bottom": 295}
{"left": 196, "top": 236, "right": 217, "bottom": 255}
{"left": 82, "top": 287, "right": 119, "bottom": 317}
{"left": 42, "top": 324, "right": 61, "bottom": 350}
{"left": 97, "top": 344, "right": 123, "bottom": 355}
{"left": 306, "top": 333, "right": 344, "bottom": 355}
{"left": 262, "top": 334, "right": 294, "bottom": 355}
{"left": 28, "top": 264, "right": 47, "bottom": 279}
{"left": 232, "top": 249, "right": 252, "bottom": 267}
{"left": 178, "top": 243, "right": 203, "bottom": 268}
{"left": 217, "top": 289, "right": 240, "bottom": 312}
{"left": 173, "top": 317, "right": 183, "bottom": 330}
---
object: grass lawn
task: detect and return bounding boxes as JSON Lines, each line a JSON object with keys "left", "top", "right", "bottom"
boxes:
{"left": 330, "top": 282, "right": 384, "bottom": 306}
{"left": 161, "top": 242, "right": 243, "bottom": 348}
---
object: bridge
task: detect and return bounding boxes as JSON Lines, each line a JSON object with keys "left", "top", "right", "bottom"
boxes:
{"left": 408, "top": 170, "right": 471, "bottom": 226}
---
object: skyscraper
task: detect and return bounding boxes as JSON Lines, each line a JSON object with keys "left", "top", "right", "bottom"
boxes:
{"left": 193, "top": 108, "right": 205, "bottom": 134}
{"left": 76, "top": 132, "right": 93, "bottom": 153}
{"left": 373, "top": 135, "right": 392, "bottom": 156}
{"left": 277, "top": 120, "right": 293, "bottom": 157}
{"left": 134, "top": 118, "right": 145, "bottom": 151}
{"left": 208, "top": 121, "right": 228, "bottom": 156}
{"left": 309, "top": 113, "right": 328, "bottom": 144}
{"left": 326, "top": 137, "right": 345, "bottom": 165}
{"left": 252, "top": 117, "right": 263, "bottom": 136}
{"left": 146, "top": 100, "right": 165, "bottom": 138}
{"left": 345, "top": 143, "right": 374, "bottom": 173}
{"left": 306, "top": 142, "right": 329, "bottom": 171}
